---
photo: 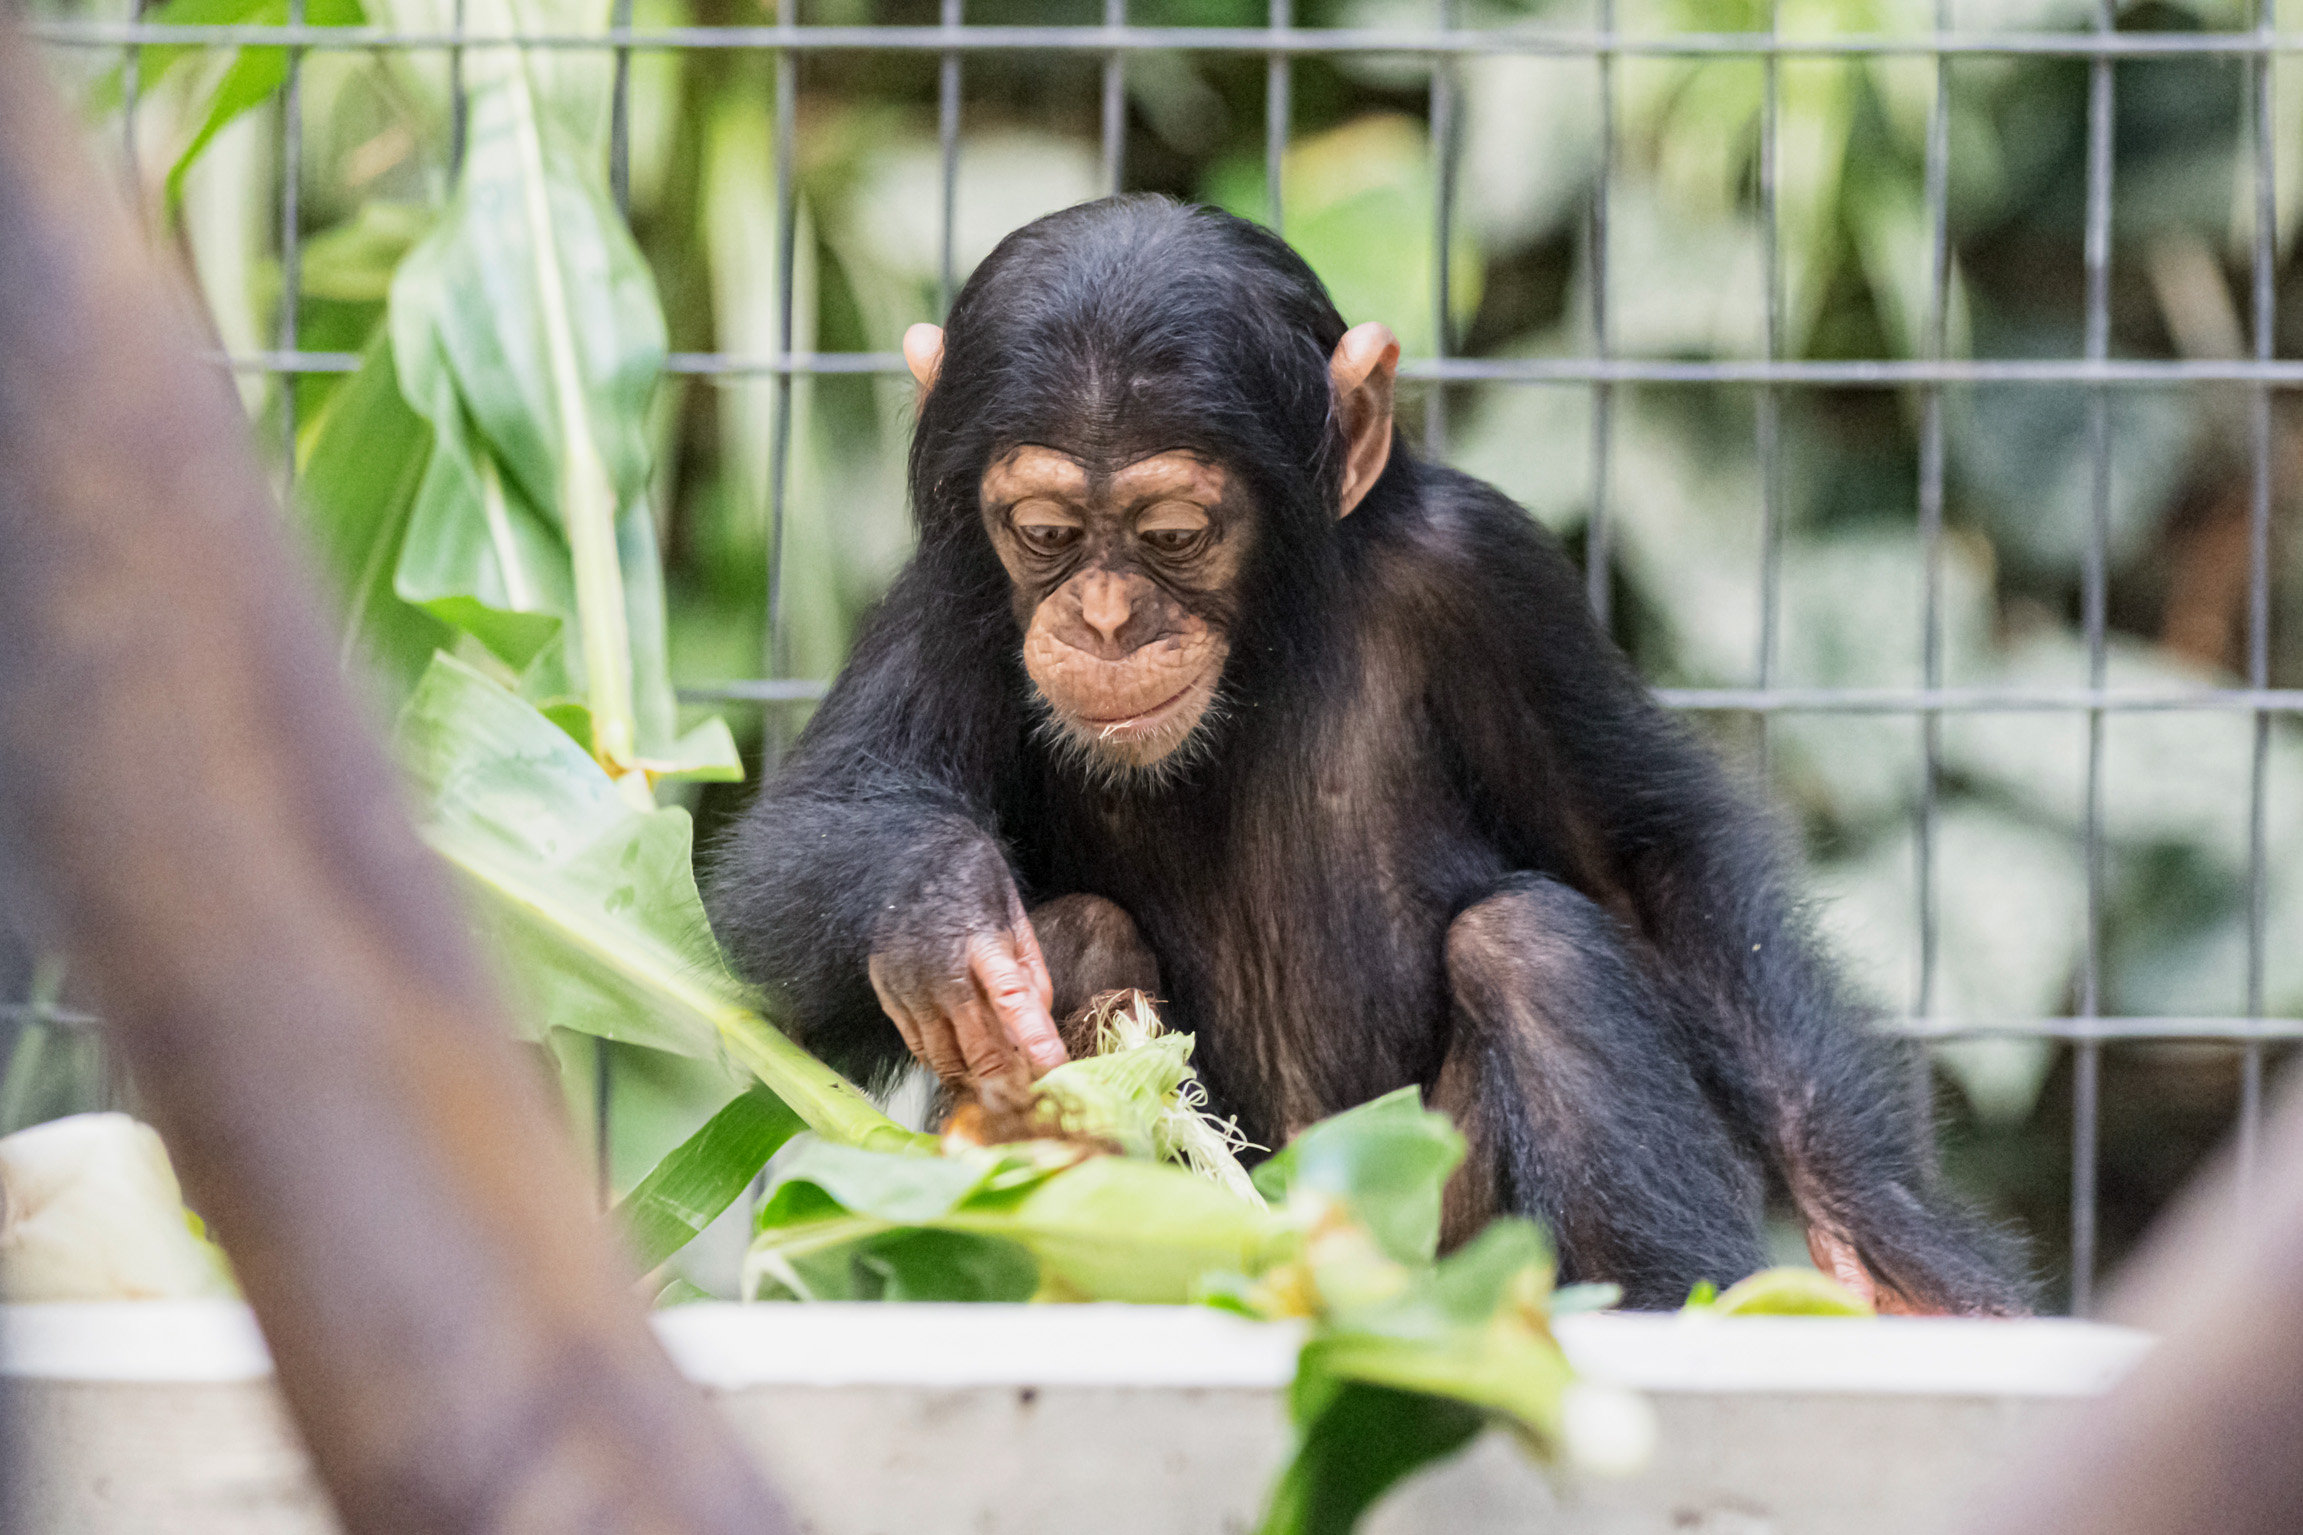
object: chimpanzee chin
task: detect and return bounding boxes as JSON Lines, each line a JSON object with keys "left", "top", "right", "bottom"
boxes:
{"left": 707, "top": 193, "right": 2029, "bottom": 1315}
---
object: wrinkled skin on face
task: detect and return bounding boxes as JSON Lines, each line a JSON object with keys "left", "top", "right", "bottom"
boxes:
{"left": 981, "top": 444, "right": 1252, "bottom": 775}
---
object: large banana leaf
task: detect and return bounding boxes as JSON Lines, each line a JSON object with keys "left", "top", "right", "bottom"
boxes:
{"left": 378, "top": 0, "right": 735, "bottom": 783}
{"left": 396, "top": 653, "right": 922, "bottom": 1151}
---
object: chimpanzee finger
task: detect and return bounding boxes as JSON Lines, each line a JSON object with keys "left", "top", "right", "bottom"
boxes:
{"left": 870, "top": 956, "right": 966, "bottom": 1083}
{"left": 939, "top": 977, "right": 1027, "bottom": 1094}
{"left": 1011, "top": 911, "right": 1056, "bottom": 1016}
{"left": 969, "top": 932, "right": 1066, "bottom": 1075}
{"left": 912, "top": 1002, "right": 972, "bottom": 1085}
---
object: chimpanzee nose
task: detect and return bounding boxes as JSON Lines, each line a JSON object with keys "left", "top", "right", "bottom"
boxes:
{"left": 1078, "top": 572, "right": 1134, "bottom": 647}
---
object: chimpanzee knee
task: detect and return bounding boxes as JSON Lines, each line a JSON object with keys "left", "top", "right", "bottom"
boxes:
{"left": 1437, "top": 875, "right": 1767, "bottom": 1309}
{"left": 1027, "top": 894, "right": 1162, "bottom": 1051}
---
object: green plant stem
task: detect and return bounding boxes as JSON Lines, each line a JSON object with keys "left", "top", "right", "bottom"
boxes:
{"left": 482, "top": 0, "right": 638, "bottom": 777}
{"left": 714, "top": 1009, "right": 935, "bottom": 1153}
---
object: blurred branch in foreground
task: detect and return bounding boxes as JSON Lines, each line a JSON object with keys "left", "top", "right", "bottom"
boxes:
{"left": 0, "top": 22, "right": 790, "bottom": 1535}
{"left": 1960, "top": 1091, "right": 2303, "bottom": 1535}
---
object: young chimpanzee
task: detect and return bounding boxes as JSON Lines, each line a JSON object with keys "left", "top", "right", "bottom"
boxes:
{"left": 707, "top": 195, "right": 2026, "bottom": 1313}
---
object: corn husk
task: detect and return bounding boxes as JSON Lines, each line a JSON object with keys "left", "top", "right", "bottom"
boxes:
{"left": 1030, "top": 992, "right": 1264, "bottom": 1207}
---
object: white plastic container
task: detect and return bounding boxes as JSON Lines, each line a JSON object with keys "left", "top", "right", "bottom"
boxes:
{"left": 0, "top": 1300, "right": 2149, "bottom": 1534}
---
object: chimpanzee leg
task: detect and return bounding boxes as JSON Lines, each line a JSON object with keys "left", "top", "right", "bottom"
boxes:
{"left": 1434, "top": 874, "right": 1767, "bottom": 1309}
{"left": 1027, "top": 893, "right": 1162, "bottom": 1055}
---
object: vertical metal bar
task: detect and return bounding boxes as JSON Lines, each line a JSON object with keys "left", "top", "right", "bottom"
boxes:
{"left": 767, "top": 0, "right": 798, "bottom": 695}
{"left": 597, "top": 0, "right": 639, "bottom": 1213}
{"left": 1427, "top": 0, "right": 1458, "bottom": 451}
{"left": 1102, "top": 0, "right": 1126, "bottom": 196}
{"left": 450, "top": 0, "right": 469, "bottom": 174}
{"left": 2072, "top": 0, "right": 2115, "bottom": 1317}
{"left": 1266, "top": 0, "right": 1290, "bottom": 232}
{"left": 2240, "top": 0, "right": 2276, "bottom": 1194}
{"left": 938, "top": 0, "right": 962, "bottom": 313}
{"left": 1586, "top": 0, "right": 1615, "bottom": 627}
{"left": 1915, "top": 0, "right": 1952, "bottom": 1107}
{"left": 278, "top": 0, "right": 304, "bottom": 490}
{"left": 1753, "top": 4, "right": 1781, "bottom": 769}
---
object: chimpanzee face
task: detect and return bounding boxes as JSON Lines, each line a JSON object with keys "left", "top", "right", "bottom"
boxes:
{"left": 979, "top": 444, "right": 1256, "bottom": 776}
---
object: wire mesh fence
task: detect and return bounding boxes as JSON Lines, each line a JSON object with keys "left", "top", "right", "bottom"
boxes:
{"left": 18, "top": 0, "right": 2302, "bottom": 1312}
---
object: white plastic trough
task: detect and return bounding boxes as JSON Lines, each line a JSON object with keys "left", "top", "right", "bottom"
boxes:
{"left": 1, "top": 1300, "right": 2148, "bottom": 1534}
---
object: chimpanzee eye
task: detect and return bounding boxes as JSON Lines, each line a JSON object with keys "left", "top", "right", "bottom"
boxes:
{"left": 1016, "top": 522, "right": 1081, "bottom": 556}
{"left": 1142, "top": 528, "right": 1205, "bottom": 557}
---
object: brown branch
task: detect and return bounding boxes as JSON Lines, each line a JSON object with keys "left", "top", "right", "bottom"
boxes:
{"left": 0, "top": 27, "right": 790, "bottom": 1534}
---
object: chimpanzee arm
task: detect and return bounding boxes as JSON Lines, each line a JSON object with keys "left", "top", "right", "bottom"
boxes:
{"left": 704, "top": 562, "right": 1056, "bottom": 1093}
{"left": 1396, "top": 468, "right": 2026, "bottom": 1314}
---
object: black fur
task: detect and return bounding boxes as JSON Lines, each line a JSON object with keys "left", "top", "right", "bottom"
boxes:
{"left": 706, "top": 195, "right": 2028, "bottom": 1313}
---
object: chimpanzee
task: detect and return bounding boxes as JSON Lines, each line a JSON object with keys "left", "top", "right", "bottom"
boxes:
{"left": 706, "top": 194, "right": 2026, "bottom": 1313}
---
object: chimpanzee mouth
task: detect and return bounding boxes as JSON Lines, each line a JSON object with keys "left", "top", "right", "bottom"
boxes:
{"left": 1083, "top": 677, "right": 1203, "bottom": 736}
{"left": 1030, "top": 654, "right": 1228, "bottom": 790}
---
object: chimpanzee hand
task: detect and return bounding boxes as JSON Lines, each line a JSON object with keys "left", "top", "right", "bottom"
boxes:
{"left": 865, "top": 841, "right": 1065, "bottom": 1096}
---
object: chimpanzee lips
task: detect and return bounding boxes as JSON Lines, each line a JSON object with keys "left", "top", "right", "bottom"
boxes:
{"left": 1023, "top": 628, "right": 1227, "bottom": 770}
{"left": 1082, "top": 678, "right": 1198, "bottom": 729}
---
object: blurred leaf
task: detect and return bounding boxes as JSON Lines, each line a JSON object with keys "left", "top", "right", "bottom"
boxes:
{"left": 652, "top": 1276, "right": 714, "bottom": 1306}
{"left": 766, "top": 1228, "right": 1040, "bottom": 1303}
{"left": 614, "top": 1082, "right": 803, "bottom": 1270}
{"left": 295, "top": 338, "right": 451, "bottom": 703}
{"left": 1953, "top": 383, "right": 2202, "bottom": 574}
{"left": 1253, "top": 1219, "right": 1577, "bottom": 1535}
{"left": 858, "top": 1230, "right": 1040, "bottom": 1302}
{"left": 396, "top": 653, "right": 927, "bottom": 1151}
{"left": 161, "top": 0, "right": 366, "bottom": 212}
{"left": 1703, "top": 1266, "right": 1873, "bottom": 1317}
{"left": 1251, "top": 1087, "right": 1464, "bottom": 1265}
{"left": 301, "top": 202, "right": 436, "bottom": 304}
{"left": 1255, "top": 1380, "right": 1484, "bottom": 1535}
{"left": 93, "top": 0, "right": 364, "bottom": 213}
{"left": 766, "top": 1138, "right": 1009, "bottom": 1223}
{"left": 1203, "top": 115, "right": 1480, "bottom": 353}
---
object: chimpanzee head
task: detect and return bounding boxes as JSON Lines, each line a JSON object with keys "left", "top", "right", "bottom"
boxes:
{"left": 905, "top": 195, "right": 1399, "bottom": 784}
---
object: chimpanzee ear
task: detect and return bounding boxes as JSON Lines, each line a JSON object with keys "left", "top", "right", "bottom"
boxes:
{"left": 903, "top": 323, "right": 945, "bottom": 391}
{"left": 1329, "top": 321, "right": 1399, "bottom": 517}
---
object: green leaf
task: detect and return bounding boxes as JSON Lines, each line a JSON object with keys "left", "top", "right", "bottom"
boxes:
{"left": 1307, "top": 1325, "right": 1571, "bottom": 1432}
{"left": 854, "top": 1230, "right": 1041, "bottom": 1302}
{"left": 767, "top": 1139, "right": 1006, "bottom": 1224}
{"left": 1252, "top": 1087, "right": 1464, "bottom": 1264}
{"left": 396, "top": 653, "right": 926, "bottom": 1152}
{"left": 651, "top": 1277, "right": 715, "bottom": 1307}
{"left": 749, "top": 1141, "right": 1278, "bottom": 1305}
{"left": 300, "top": 203, "right": 436, "bottom": 304}
{"left": 295, "top": 337, "right": 450, "bottom": 704}
{"left": 962, "top": 1154, "right": 1273, "bottom": 1303}
{"left": 613, "top": 1082, "right": 804, "bottom": 1270}
{"left": 92, "top": 0, "right": 269, "bottom": 110}
{"left": 1422, "top": 1220, "right": 1553, "bottom": 1328}
{"left": 1255, "top": 1378, "right": 1485, "bottom": 1535}
{"left": 144, "top": 0, "right": 365, "bottom": 213}
{"left": 1709, "top": 1267, "right": 1874, "bottom": 1317}
{"left": 383, "top": 0, "right": 737, "bottom": 781}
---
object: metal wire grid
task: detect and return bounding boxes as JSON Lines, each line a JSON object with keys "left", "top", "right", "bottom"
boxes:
{"left": 29, "top": 2, "right": 2303, "bottom": 1311}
